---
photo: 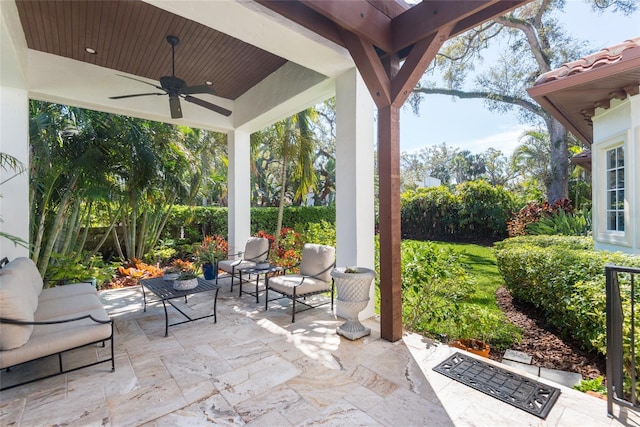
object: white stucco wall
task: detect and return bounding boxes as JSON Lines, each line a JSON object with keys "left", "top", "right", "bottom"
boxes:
{"left": 592, "top": 93, "right": 639, "bottom": 254}
{"left": 1, "top": 1, "right": 30, "bottom": 260}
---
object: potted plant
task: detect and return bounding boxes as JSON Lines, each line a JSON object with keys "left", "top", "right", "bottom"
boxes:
{"left": 194, "top": 235, "right": 228, "bottom": 280}
{"left": 173, "top": 271, "right": 199, "bottom": 291}
{"left": 449, "top": 338, "right": 490, "bottom": 358}
{"left": 448, "top": 307, "right": 491, "bottom": 358}
{"left": 331, "top": 266, "right": 376, "bottom": 340}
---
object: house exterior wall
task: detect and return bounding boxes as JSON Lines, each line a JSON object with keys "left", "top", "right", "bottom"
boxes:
{"left": 592, "top": 93, "right": 640, "bottom": 254}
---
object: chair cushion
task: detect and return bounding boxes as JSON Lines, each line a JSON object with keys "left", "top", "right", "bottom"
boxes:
{"left": 267, "top": 274, "right": 331, "bottom": 296}
{"left": 217, "top": 259, "right": 256, "bottom": 274}
{"left": 34, "top": 293, "right": 105, "bottom": 322}
{"left": 0, "top": 305, "right": 112, "bottom": 369}
{"left": 0, "top": 265, "right": 39, "bottom": 350}
{"left": 243, "top": 237, "right": 269, "bottom": 262}
{"left": 38, "top": 282, "right": 97, "bottom": 303}
{"left": 300, "top": 244, "right": 335, "bottom": 283}
{"left": 1, "top": 257, "right": 43, "bottom": 296}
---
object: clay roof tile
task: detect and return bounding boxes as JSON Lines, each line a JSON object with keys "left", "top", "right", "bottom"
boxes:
{"left": 534, "top": 37, "right": 640, "bottom": 85}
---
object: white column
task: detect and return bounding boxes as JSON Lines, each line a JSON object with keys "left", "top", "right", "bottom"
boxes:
{"left": 227, "top": 129, "right": 251, "bottom": 255}
{"left": 631, "top": 93, "right": 639, "bottom": 252}
{"left": 0, "top": 86, "right": 30, "bottom": 260}
{"left": 335, "top": 68, "right": 376, "bottom": 319}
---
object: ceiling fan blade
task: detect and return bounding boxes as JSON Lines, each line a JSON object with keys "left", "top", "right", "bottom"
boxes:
{"left": 169, "top": 96, "right": 183, "bottom": 119}
{"left": 115, "top": 74, "right": 164, "bottom": 91}
{"left": 181, "top": 85, "right": 215, "bottom": 95}
{"left": 184, "top": 95, "right": 232, "bottom": 117}
{"left": 109, "top": 93, "right": 164, "bottom": 100}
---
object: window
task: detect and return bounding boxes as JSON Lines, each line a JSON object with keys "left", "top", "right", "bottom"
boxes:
{"left": 605, "top": 146, "right": 624, "bottom": 232}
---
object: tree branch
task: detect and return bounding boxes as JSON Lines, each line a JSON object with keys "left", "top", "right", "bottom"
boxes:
{"left": 494, "top": 16, "right": 550, "bottom": 72}
{"left": 413, "top": 86, "right": 546, "bottom": 118}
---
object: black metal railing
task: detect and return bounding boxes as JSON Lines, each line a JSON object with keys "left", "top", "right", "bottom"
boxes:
{"left": 606, "top": 264, "right": 640, "bottom": 417}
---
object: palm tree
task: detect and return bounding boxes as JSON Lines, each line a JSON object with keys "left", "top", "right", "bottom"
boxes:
{"left": 270, "top": 108, "right": 318, "bottom": 248}
{"left": 512, "top": 130, "right": 552, "bottom": 196}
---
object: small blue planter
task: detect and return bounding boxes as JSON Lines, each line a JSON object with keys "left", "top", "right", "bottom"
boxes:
{"left": 202, "top": 262, "right": 217, "bottom": 280}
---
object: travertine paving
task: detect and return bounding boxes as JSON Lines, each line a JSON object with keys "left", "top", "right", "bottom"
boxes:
{"left": 1, "top": 277, "right": 638, "bottom": 426}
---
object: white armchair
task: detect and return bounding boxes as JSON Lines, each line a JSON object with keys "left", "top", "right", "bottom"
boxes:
{"left": 265, "top": 243, "right": 335, "bottom": 322}
{"left": 216, "top": 237, "right": 270, "bottom": 291}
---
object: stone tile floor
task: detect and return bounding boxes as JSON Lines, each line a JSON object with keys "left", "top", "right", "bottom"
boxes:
{"left": 1, "top": 276, "right": 639, "bottom": 426}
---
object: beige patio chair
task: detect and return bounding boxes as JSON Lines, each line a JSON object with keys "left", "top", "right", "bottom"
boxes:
{"left": 264, "top": 243, "right": 335, "bottom": 322}
{"left": 216, "top": 237, "right": 270, "bottom": 291}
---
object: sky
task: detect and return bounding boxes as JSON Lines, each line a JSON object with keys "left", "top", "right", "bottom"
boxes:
{"left": 398, "top": 1, "right": 640, "bottom": 157}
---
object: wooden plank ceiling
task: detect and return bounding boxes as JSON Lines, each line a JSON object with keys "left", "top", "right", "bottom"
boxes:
{"left": 15, "top": 0, "right": 288, "bottom": 101}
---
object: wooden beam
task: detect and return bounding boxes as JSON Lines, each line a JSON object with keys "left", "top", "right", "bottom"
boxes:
{"left": 392, "top": 0, "right": 498, "bottom": 52}
{"left": 377, "top": 102, "right": 403, "bottom": 342}
{"left": 450, "top": 1, "right": 530, "bottom": 38}
{"left": 391, "top": 23, "right": 454, "bottom": 106}
{"left": 367, "top": 0, "right": 410, "bottom": 19}
{"left": 340, "top": 29, "right": 391, "bottom": 108}
{"left": 301, "top": 0, "right": 393, "bottom": 53}
{"left": 255, "top": 0, "right": 344, "bottom": 48}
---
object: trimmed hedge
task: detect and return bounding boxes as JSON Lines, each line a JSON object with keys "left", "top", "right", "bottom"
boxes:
{"left": 164, "top": 205, "right": 335, "bottom": 242}
{"left": 495, "top": 235, "right": 640, "bottom": 355}
{"left": 401, "top": 180, "right": 517, "bottom": 242}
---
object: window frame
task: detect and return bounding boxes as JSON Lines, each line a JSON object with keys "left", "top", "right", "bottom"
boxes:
{"left": 595, "top": 132, "right": 630, "bottom": 247}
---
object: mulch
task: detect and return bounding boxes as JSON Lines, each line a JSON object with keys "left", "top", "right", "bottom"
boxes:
{"left": 493, "top": 286, "right": 605, "bottom": 381}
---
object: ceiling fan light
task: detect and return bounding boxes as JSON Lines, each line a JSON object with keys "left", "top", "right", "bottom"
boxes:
{"left": 85, "top": 47, "right": 97, "bottom": 54}
{"left": 205, "top": 81, "right": 213, "bottom": 86}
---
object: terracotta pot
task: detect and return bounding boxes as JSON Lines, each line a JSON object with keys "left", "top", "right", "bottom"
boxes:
{"left": 449, "top": 338, "right": 490, "bottom": 358}
{"left": 586, "top": 391, "right": 607, "bottom": 400}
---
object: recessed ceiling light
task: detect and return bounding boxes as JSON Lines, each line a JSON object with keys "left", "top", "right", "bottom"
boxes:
{"left": 85, "top": 47, "right": 97, "bottom": 54}
{"left": 205, "top": 81, "right": 213, "bottom": 86}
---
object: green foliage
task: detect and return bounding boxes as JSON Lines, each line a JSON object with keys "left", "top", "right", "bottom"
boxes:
{"left": 401, "top": 240, "right": 474, "bottom": 335}
{"left": 165, "top": 206, "right": 228, "bottom": 241}
{"left": 400, "top": 240, "right": 520, "bottom": 350}
{"left": 494, "top": 235, "right": 594, "bottom": 251}
{"left": 252, "top": 206, "right": 335, "bottom": 237}
{"left": 495, "top": 235, "right": 640, "bottom": 355}
{"left": 525, "top": 208, "right": 591, "bottom": 236}
{"left": 400, "top": 180, "right": 517, "bottom": 241}
{"left": 300, "top": 220, "right": 336, "bottom": 247}
{"left": 456, "top": 180, "right": 517, "bottom": 239}
{"left": 574, "top": 376, "right": 606, "bottom": 395}
{"left": 162, "top": 205, "right": 335, "bottom": 244}
{"left": 44, "top": 252, "right": 116, "bottom": 289}
{"left": 429, "top": 242, "right": 521, "bottom": 350}
{"left": 401, "top": 186, "right": 457, "bottom": 240}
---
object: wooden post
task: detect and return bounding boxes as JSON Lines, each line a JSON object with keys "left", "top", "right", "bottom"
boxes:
{"left": 377, "top": 103, "right": 403, "bottom": 342}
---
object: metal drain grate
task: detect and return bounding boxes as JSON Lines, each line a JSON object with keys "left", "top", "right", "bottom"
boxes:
{"left": 433, "top": 352, "right": 561, "bottom": 419}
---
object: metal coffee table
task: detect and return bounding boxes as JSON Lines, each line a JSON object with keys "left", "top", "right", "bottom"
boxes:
{"left": 140, "top": 277, "right": 220, "bottom": 336}
{"left": 238, "top": 265, "right": 284, "bottom": 303}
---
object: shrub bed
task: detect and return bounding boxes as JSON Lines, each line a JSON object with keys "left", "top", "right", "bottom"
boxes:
{"left": 495, "top": 235, "right": 640, "bottom": 355}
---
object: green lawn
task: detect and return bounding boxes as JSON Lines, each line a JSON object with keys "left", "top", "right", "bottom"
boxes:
{"left": 426, "top": 241, "right": 521, "bottom": 350}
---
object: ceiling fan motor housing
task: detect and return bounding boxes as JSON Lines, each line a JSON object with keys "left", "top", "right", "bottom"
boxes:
{"left": 109, "top": 34, "right": 232, "bottom": 118}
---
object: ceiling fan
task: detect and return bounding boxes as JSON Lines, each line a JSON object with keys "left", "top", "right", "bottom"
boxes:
{"left": 109, "top": 35, "right": 232, "bottom": 119}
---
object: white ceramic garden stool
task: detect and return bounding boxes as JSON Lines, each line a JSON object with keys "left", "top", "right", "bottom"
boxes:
{"left": 331, "top": 267, "right": 376, "bottom": 340}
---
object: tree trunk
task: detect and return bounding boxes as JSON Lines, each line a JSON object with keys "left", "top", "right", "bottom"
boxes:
{"left": 37, "top": 175, "right": 78, "bottom": 275}
{"left": 547, "top": 118, "right": 569, "bottom": 203}
{"left": 111, "top": 227, "right": 125, "bottom": 261}
{"left": 274, "top": 159, "right": 288, "bottom": 251}
{"left": 60, "top": 198, "right": 81, "bottom": 257}
{"left": 76, "top": 202, "right": 92, "bottom": 255}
